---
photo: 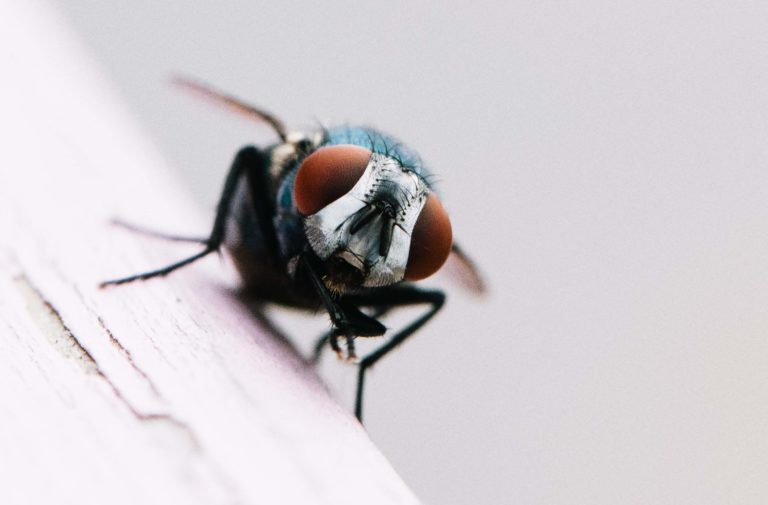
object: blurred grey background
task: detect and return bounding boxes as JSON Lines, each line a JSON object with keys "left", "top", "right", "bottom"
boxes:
{"left": 50, "top": 1, "right": 768, "bottom": 503}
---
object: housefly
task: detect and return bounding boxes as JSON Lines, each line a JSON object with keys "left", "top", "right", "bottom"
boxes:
{"left": 102, "top": 78, "right": 484, "bottom": 421}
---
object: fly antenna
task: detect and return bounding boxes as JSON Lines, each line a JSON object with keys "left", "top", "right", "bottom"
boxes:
{"left": 172, "top": 75, "right": 288, "bottom": 142}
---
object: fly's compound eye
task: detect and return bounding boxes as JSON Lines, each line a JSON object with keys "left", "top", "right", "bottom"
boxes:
{"left": 405, "top": 194, "right": 453, "bottom": 281}
{"left": 294, "top": 145, "right": 372, "bottom": 215}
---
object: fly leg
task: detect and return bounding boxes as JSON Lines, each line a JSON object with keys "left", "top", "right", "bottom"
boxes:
{"left": 101, "top": 146, "right": 272, "bottom": 286}
{"left": 311, "top": 306, "right": 391, "bottom": 364}
{"left": 300, "top": 254, "right": 387, "bottom": 363}
{"left": 109, "top": 219, "right": 208, "bottom": 244}
{"left": 343, "top": 286, "right": 445, "bottom": 422}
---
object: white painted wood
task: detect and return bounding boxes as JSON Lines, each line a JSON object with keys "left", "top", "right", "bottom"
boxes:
{"left": 0, "top": 2, "right": 420, "bottom": 504}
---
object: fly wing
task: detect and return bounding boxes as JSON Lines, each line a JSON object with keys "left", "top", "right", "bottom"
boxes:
{"left": 443, "top": 243, "right": 486, "bottom": 294}
{"left": 172, "top": 75, "right": 287, "bottom": 142}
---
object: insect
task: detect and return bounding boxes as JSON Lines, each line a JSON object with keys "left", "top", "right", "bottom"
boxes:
{"left": 102, "top": 78, "right": 484, "bottom": 421}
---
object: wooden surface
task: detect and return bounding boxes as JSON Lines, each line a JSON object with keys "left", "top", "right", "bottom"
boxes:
{"left": 0, "top": 2, "right": 419, "bottom": 504}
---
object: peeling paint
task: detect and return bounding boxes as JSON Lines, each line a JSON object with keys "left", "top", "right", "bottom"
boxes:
{"left": 14, "top": 274, "right": 99, "bottom": 374}
{"left": 13, "top": 274, "right": 200, "bottom": 450}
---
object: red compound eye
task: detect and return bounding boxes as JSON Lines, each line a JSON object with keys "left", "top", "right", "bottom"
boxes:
{"left": 405, "top": 194, "right": 453, "bottom": 281}
{"left": 294, "top": 145, "right": 372, "bottom": 215}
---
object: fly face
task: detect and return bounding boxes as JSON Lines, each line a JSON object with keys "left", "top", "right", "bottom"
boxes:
{"left": 293, "top": 145, "right": 452, "bottom": 292}
{"left": 304, "top": 153, "right": 428, "bottom": 287}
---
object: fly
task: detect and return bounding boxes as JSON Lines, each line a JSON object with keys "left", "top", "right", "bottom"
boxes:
{"left": 101, "top": 77, "right": 484, "bottom": 422}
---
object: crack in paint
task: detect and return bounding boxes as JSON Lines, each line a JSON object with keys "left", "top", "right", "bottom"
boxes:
{"left": 96, "top": 315, "right": 161, "bottom": 397}
{"left": 14, "top": 273, "right": 200, "bottom": 450}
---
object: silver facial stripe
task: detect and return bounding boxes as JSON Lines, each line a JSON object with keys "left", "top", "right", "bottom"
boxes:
{"left": 304, "top": 153, "right": 429, "bottom": 287}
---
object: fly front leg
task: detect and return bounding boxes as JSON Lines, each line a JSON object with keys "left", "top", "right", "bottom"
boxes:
{"left": 311, "top": 305, "right": 392, "bottom": 364}
{"left": 101, "top": 146, "right": 272, "bottom": 286}
{"left": 300, "top": 254, "right": 386, "bottom": 361}
{"left": 342, "top": 286, "right": 445, "bottom": 422}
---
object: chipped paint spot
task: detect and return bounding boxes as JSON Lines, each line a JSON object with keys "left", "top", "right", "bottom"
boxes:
{"left": 13, "top": 274, "right": 200, "bottom": 450}
{"left": 14, "top": 274, "right": 98, "bottom": 373}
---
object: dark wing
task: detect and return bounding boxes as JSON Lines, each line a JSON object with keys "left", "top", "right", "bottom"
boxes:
{"left": 172, "top": 75, "right": 287, "bottom": 142}
{"left": 443, "top": 243, "right": 486, "bottom": 294}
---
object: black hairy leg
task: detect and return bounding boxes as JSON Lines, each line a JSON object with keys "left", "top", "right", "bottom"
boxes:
{"left": 100, "top": 146, "right": 272, "bottom": 287}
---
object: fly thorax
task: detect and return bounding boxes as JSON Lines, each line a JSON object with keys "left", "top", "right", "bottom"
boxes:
{"left": 270, "top": 131, "right": 322, "bottom": 179}
{"left": 304, "top": 153, "right": 429, "bottom": 287}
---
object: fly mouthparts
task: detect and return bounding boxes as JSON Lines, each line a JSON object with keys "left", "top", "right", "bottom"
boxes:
{"left": 336, "top": 249, "right": 365, "bottom": 270}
